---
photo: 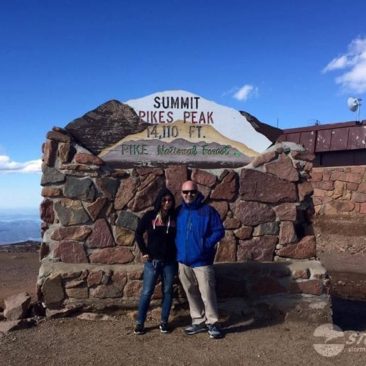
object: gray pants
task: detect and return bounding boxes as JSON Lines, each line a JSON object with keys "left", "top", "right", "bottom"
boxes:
{"left": 178, "top": 263, "right": 219, "bottom": 325}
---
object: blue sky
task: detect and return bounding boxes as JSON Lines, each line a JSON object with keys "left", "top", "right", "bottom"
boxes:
{"left": 1, "top": 0, "right": 366, "bottom": 209}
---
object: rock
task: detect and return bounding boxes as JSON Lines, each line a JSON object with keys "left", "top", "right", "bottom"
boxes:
{"left": 135, "top": 167, "right": 164, "bottom": 176}
{"left": 43, "top": 139, "right": 58, "bottom": 167}
{"left": 112, "top": 271, "right": 128, "bottom": 290}
{"left": 116, "top": 211, "right": 139, "bottom": 231}
{"left": 41, "top": 166, "right": 65, "bottom": 186}
{"left": 128, "top": 270, "right": 143, "bottom": 280}
{"left": 39, "top": 242, "right": 50, "bottom": 259}
{"left": 74, "top": 153, "right": 104, "bottom": 165}
{"left": 40, "top": 199, "right": 55, "bottom": 224}
{"left": 63, "top": 176, "right": 97, "bottom": 202}
{"left": 113, "top": 226, "right": 135, "bottom": 246}
{"left": 84, "top": 197, "right": 108, "bottom": 221}
{"left": 278, "top": 221, "right": 297, "bottom": 245}
{"left": 191, "top": 168, "right": 217, "bottom": 187}
{"left": 215, "top": 231, "right": 236, "bottom": 262}
{"left": 86, "top": 219, "right": 115, "bottom": 248}
{"left": 223, "top": 216, "right": 241, "bottom": 230}
{"left": 298, "top": 181, "right": 314, "bottom": 201}
{"left": 65, "top": 287, "right": 89, "bottom": 299}
{"left": 41, "top": 275, "right": 65, "bottom": 308}
{"left": 235, "top": 200, "right": 275, "bottom": 226}
{"left": 0, "top": 320, "right": 23, "bottom": 335}
{"left": 240, "top": 169, "right": 298, "bottom": 204}
{"left": 289, "top": 279, "right": 323, "bottom": 295}
{"left": 251, "top": 150, "right": 278, "bottom": 168}
{"left": 54, "top": 199, "right": 90, "bottom": 226}
{"left": 87, "top": 271, "right": 104, "bottom": 287}
{"left": 114, "top": 176, "right": 138, "bottom": 210}
{"left": 90, "top": 285, "right": 122, "bottom": 299}
{"left": 209, "top": 201, "right": 229, "bottom": 220}
{"left": 53, "top": 241, "right": 89, "bottom": 263}
{"left": 196, "top": 183, "right": 211, "bottom": 200}
{"left": 95, "top": 177, "right": 119, "bottom": 200}
{"left": 4, "top": 292, "right": 32, "bottom": 320}
{"left": 234, "top": 226, "right": 253, "bottom": 240}
{"left": 277, "top": 235, "right": 316, "bottom": 259}
{"left": 51, "top": 225, "right": 92, "bottom": 241}
{"left": 265, "top": 154, "right": 299, "bottom": 182}
{"left": 124, "top": 281, "right": 143, "bottom": 298}
{"left": 273, "top": 203, "right": 297, "bottom": 221}
{"left": 41, "top": 187, "right": 62, "bottom": 197}
{"left": 165, "top": 165, "right": 188, "bottom": 205}
{"left": 89, "top": 247, "right": 134, "bottom": 264}
{"left": 292, "top": 269, "right": 310, "bottom": 279}
{"left": 237, "top": 236, "right": 278, "bottom": 261}
{"left": 253, "top": 222, "right": 279, "bottom": 236}
{"left": 210, "top": 171, "right": 238, "bottom": 201}
{"left": 290, "top": 150, "right": 315, "bottom": 162}
{"left": 58, "top": 142, "right": 75, "bottom": 163}
{"left": 129, "top": 176, "right": 165, "bottom": 212}
{"left": 47, "top": 129, "right": 72, "bottom": 142}
{"left": 65, "top": 100, "right": 147, "bottom": 155}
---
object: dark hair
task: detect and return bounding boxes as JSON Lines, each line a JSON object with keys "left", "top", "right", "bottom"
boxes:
{"left": 153, "top": 188, "right": 175, "bottom": 216}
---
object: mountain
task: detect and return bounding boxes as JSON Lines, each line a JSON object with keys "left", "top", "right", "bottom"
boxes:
{"left": 0, "top": 210, "right": 41, "bottom": 245}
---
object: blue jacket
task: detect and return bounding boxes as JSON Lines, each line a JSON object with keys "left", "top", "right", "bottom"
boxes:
{"left": 176, "top": 192, "right": 225, "bottom": 267}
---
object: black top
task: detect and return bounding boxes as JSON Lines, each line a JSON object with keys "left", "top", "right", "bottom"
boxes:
{"left": 135, "top": 210, "right": 176, "bottom": 262}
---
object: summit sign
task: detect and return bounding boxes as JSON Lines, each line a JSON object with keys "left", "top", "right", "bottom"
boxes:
{"left": 66, "top": 90, "right": 272, "bottom": 168}
{"left": 137, "top": 95, "right": 214, "bottom": 124}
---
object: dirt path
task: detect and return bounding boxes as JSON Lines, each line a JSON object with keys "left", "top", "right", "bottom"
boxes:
{"left": 0, "top": 251, "right": 39, "bottom": 308}
{"left": 1, "top": 250, "right": 366, "bottom": 365}
{"left": 1, "top": 315, "right": 366, "bottom": 366}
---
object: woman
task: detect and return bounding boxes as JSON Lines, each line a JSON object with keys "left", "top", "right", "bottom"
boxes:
{"left": 134, "top": 188, "right": 177, "bottom": 335}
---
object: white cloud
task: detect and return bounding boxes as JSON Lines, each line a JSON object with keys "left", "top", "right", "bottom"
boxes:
{"left": 323, "top": 36, "right": 366, "bottom": 93}
{"left": 0, "top": 155, "right": 42, "bottom": 173}
{"left": 233, "top": 84, "right": 258, "bottom": 101}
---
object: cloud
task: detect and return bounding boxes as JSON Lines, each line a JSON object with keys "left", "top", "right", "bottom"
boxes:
{"left": 0, "top": 155, "right": 42, "bottom": 173}
{"left": 233, "top": 84, "right": 258, "bottom": 101}
{"left": 323, "top": 36, "right": 366, "bottom": 93}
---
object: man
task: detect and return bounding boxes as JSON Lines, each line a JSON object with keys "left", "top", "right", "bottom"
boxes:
{"left": 176, "top": 180, "right": 225, "bottom": 339}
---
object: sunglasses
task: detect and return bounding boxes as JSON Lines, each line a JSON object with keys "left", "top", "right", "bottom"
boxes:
{"left": 182, "top": 190, "right": 197, "bottom": 195}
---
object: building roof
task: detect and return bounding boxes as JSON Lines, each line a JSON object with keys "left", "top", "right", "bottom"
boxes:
{"left": 277, "top": 120, "right": 366, "bottom": 153}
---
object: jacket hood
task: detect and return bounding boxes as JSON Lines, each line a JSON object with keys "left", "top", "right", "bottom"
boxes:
{"left": 153, "top": 188, "right": 176, "bottom": 216}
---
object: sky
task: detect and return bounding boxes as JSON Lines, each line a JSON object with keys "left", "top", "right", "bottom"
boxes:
{"left": 1, "top": 0, "right": 366, "bottom": 210}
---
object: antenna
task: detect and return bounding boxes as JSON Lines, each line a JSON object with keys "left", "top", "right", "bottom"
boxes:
{"left": 347, "top": 97, "right": 362, "bottom": 122}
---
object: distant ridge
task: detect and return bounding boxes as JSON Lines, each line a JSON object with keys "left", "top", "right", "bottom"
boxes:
{"left": 0, "top": 240, "right": 40, "bottom": 253}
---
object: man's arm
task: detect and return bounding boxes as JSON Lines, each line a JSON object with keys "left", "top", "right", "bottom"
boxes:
{"left": 205, "top": 207, "right": 225, "bottom": 249}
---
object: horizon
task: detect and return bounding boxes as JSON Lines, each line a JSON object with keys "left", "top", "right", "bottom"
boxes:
{"left": 1, "top": 0, "right": 366, "bottom": 209}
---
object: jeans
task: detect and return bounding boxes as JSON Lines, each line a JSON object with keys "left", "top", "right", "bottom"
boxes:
{"left": 137, "top": 260, "right": 177, "bottom": 325}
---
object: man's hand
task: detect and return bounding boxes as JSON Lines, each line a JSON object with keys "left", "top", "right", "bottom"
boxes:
{"left": 142, "top": 254, "right": 150, "bottom": 262}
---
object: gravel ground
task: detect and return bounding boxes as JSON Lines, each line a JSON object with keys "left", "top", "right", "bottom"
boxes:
{"left": 1, "top": 250, "right": 366, "bottom": 365}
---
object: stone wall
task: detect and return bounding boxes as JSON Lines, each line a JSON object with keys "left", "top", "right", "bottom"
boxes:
{"left": 311, "top": 166, "right": 366, "bottom": 256}
{"left": 38, "top": 128, "right": 327, "bottom": 312}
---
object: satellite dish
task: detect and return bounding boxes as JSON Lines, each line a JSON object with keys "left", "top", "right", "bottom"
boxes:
{"left": 347, "top": 97, "right": 362, "bottom": 122}
{"left": 347, "top": 97, "right": 362, "bottom": 112}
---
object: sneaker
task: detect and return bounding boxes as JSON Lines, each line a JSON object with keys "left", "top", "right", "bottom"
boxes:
{"left": 159, "top": 322, "right": 169, "bottom": 334}
{"left": 134, "top": 323, "right": 145, "bottom": 335}
{"left": 207, "top": 324, "right": 223, "bottom": 339}
{"left": 184, "top": 323, "right": 207, "bottom": 335}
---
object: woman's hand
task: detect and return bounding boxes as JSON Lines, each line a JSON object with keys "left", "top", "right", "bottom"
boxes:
{"left": 142, "top": 254, "right": 150, "bottom": 262}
